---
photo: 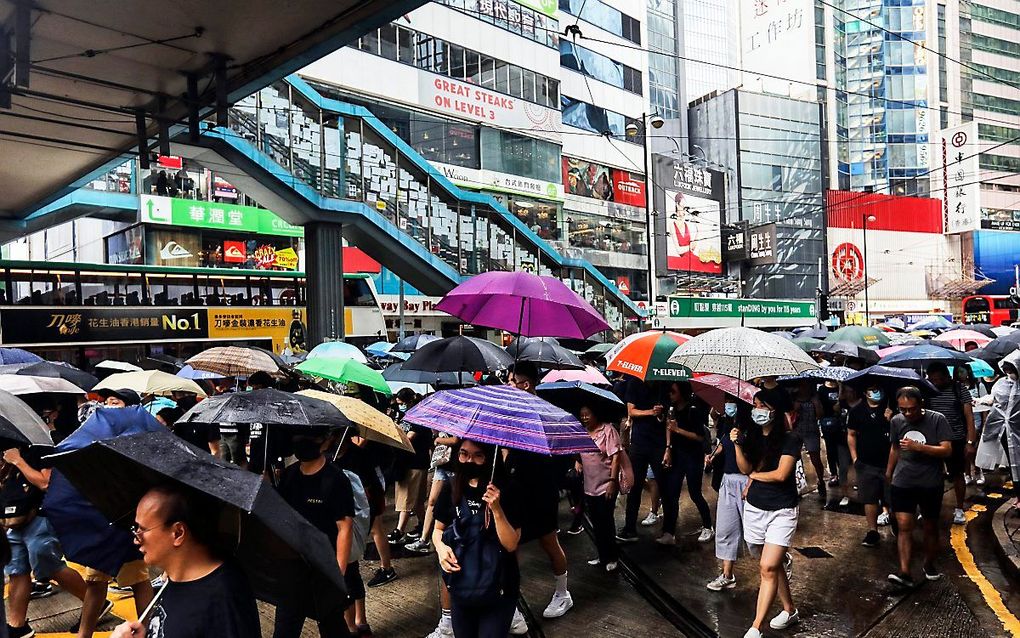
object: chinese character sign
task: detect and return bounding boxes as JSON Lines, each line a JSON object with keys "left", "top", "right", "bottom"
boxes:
{"left": 663, "top": 189, "right": 723, "bottom": 274}
{"left": 740, "top": 0, "right": 815, "bottom": 99}
{"left": 932, "top": 121, "right": 980, "bottom": 234}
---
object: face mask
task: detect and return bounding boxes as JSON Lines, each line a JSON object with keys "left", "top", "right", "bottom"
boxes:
{"left": 867, "top": 390, "right": 884, "bottom": 402}
{"left": 751, "top": 408, "right": 772, "bottom": 425}
{"left": 458, "top": 461, "right": 487, "bottom": 481}
{"left": 398, "top": 404, "right": 407, "bottom": 413}
{"left": 292, "top": 439, "right": 323, "bottom": 462}
{"left": 724, "top": 403, "right": 737, "bottom": 417}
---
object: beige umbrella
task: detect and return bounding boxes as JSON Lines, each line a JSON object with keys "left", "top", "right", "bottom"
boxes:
{"left": 186, "top": 346, "right": 280, "bottom": 377}
{"left": 93, "top": 370, "right": 207, "bottom": 397}
{"left": 0, "top": 375, "right": 85, "bottom": 395}
{"left": 297, "top": 390, "right": 412, "bottom": 452}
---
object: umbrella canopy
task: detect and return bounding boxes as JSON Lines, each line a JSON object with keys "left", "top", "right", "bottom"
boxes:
{"left": 824, "top": 326, "right": 890, "bottom": 347}
{"left": 435, "top": 271, "right": 610, "bottom": 339}
{"left": 386, "top": 380, "right": 433, "bottom": 395}
{"left": 779, "top": 366, "right": 857, "bottom": 383}
{"left": 961, "top": 359, "right": 996, "bottom": 378}
{"left": 877, "top": 345, "right": 911, "bottom": 358}
{"left": 296, "top": 390, "right": 412, "bottom": 452}
{"left": 970, "top": 337, "right": 1020, "bottom": 364}
{"left": 909, "top": 317, "right": 956, "bottom": 332}
{"left": 404, "top": 385, "right": 597, "bottom": 455}
{"left": 878, "top": 344, "right": 973, "bottom": 369}
{"left": 186, "top": 346, "right": 280, "bottom": 377}
{"left": 605, "top": 331, "right": 692, "bottom": 381}
{"left": 0, "top": 388, "right": 53, "bottom": 448}
{"left": 0, "top": 375, "right": 85, "bottom": 395}
{"left": 94, "top": 360, "right": 143, "bottom": 373}
{"left": 960, "top": 324, "right": 998, "bottom": 338}
{"left": 402, "top": 336, "right": 514, "bottom": 374}
{"left": 584, "top": 343, "right": 615, "bottom": 356}
{"left": 793, "top": 327, "right": 830, "bottom": 339}
{"left": 505, "top": 338, "right": 585, "bottom": 371}
{"left": 689, "top": 374, "right": 757, "bottom": 412}
{"left": 668, "top": 327, "right": 819, "bottom": 380}
{"left": 47, "top": 430, "right": 348, "bottom": 619}
{"left": 144, "top": 397, "right": 178, "bottom": 416}
{"left": 535, "top": 381, "right": 626, "bottom": 422}
{"left": 542, "top": 366, "right": 611, "bottom": 386}
{"left": 932, "top": 329, "right": 993, "bottom": 351}
{"left": 0, "top": 348, "right": 42, "bottom": 365}
{"left": 364, "top": 341, "right": 393, "bottom": 358}
{"left": 94, "top": 370, "right": 207, "bottom": 397}
{"left": 992, "top": 326, "right": 1017, "bottom": 337}
{"left": 178, "top": 388, "right": 351, "bottom": 429}
{"left": 306, "top": 342, "right": 368, "bottom": 364}
{"left": 844, "top": 365, "right": 938, "bottom": 395}
{"left": 391, "top": 333, "right": 441, "bottom": 354}
{"left": 15, "top": 361, "right": 97, "bottom": 390}
{"left": 177, "top": 364, "right": 225, "bottom": 380}
{"left": 382, "top": 362, "right": 477, "bottom": 388}
{"left": 810, "top": 341, "right": 881, "bottom": 365}
{"left": 295, "top": 358, "right": 392, "bottom": 396}
{"left": 887, "top": 333, "right": 925, "bottom": 346}
{"left": 792, "top": 336, "right": 824, "bottom": 352}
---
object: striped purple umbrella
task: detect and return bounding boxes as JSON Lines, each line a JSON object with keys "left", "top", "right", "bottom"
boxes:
{"left": 403, "top": 385, "right": 597, "bottom": 455}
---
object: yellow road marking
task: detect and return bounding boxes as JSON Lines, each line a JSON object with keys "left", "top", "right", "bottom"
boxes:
{"left": 989, "top": 493, "right": 1004, "bottom": 499}
{"left": 951, "top": 506, "right": 1020, "bottom": 636}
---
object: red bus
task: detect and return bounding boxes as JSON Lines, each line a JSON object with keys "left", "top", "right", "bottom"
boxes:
{"left": 962, "top": 294, "right": 1019, "bottom": 326}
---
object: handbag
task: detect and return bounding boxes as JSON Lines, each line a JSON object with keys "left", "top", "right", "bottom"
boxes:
{"left": 430, "top": 444, "right": 452, "bottom": 470}
{"left": 441, "top": 497, "right": 507, "bottom": 605}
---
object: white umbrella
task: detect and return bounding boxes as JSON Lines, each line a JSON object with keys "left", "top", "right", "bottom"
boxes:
{"left": 93, "top": 370, "right": 207, "bottom": 397}
{"left": 992, "top": 326, "right": 1017, "bottom": 337}
{"left": 0, "top": 375, "right": 86, "bottom": 395}
{"left": 667, "top": 327, "right": 820, "bottom": 380}
{"left": 95, "top": 360, "right": 143, "bottom": 373}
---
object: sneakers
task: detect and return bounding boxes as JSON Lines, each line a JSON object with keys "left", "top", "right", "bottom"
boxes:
{"left": 706, "top": 573, "right": 736, "bottom": 591}
{"left": 743, "top": 627, "right": 762, "bottom": 638}
{"left": 923, "top": 563, "right": 943, "bottom": 581}
{"left": 770, "top": 609, "right": 800, "bottom": 630}
{"left": 877, "top": 511, "right": 891, "bottom": 526}
{"left": 640, "top": 511, "right": 661, "bottom": 526}
{"left": 6, "top": 624, "right": 34, "bottom": 638}
{"left": 587, "top": 557, "right": 602, "bottom": 566}
{"left": 387, "top": 529, "right": 405, "bottom": 544}
{"left": 69, "top": 599, "right": 113, "bottom": 633}
{"left": 783, "top": 552, "right": 793, "bottom": 582}
{"left": 567, "top": 519, "right": 585, "bottom": 535}
{"left": 28, "top": 581, "right": 53, "bottom": 600}
{"left": 405, "top": 539, "right": 432, "bottom": 554}
{"left": 862, "top": 530, "right": 880, "bottom": 548}
{"left": 976, "top": 470, "right": 986, "bottom": 486}
{"left": 367, "top": 567, "right": 398, "bottom": 587}
{"left": 510, "top": 608, "right": 529, "bottom": 635}
{"left": 965, "top": 474, "right": 974, "bottom": 486}
{"left": 655, "top": 533, "right": 676, "bottom": 546}
{"left": 697, "top": 527, "right": 715, "bottom": 543}
{"left": 953, "top": 508, "right": 967, "bottom": 525}
{"left": 426, "top": 621, "right": 454, "bottom": 638}
{"left": 887, "top": 572, "right": 916, "bottom": 588}
{"left": 406, "top": 527, "right": 422, "bottom": 541}
{"left": 615, "top": 529, "right": 639, "bottom": 543}
{"left": 828, "top": 476, "right": 840, "bottom": 487}
{"left": 839, "top": 497, "right": 850, "bottom": 507}
{"left": 542, "top": 591, "right": 574, "bottom": 618}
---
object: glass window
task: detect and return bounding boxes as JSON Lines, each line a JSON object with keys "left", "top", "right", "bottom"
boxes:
{"left": 566, "top": 210, "right": 646, "bottom": 255}
{"left": 558, "top": 0, "right": 640, "bottom": 45}
{"left": 508, "top": 65, "right": 523, "bottom": 98}
{"left": 495, "top": 59, "right": 509, "bottom": 94}
{"left": 509, "top": 197, "right": 561, "bottom": 240}
{"left": 481, "top": 129, "right": 561, "bottom": 182}
{"left": 432, "top": 39, "right": 449, "bottom": 75}
{"left": 397, "top": 26, "right": 413, "bottom": 62}
{"left": 359, "top": 28, "right": 379, "bottom": 54}
{"left": 480, "top": 55, "right": 495, "bottom": 88}
{"left": 522, "top": 69, "right": 536, "bottom": 102}
{"left": 379, "top": 24, "right": 398, "bottom": 60}
{"left": 464, "top": 50, "right": 480, "bottom": 84}
{"left": 449, "top": 45, "right": 466, "bottom": 80}
{"left": 414, "top": 33, "right": 434, "bottom": 68}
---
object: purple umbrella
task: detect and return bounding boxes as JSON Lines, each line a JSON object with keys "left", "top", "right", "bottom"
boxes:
{"left": 403, "top": 385, "right": 597, "bottom": 455}
{"left": 435, "top": 271, "right": 610, "bottom": 339}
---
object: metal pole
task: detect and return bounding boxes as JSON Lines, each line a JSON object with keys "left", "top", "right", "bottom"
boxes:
{"left": 398, "top": 277, "right": 406, "bottom": 341}
{"left": 862, "top": 214, "right": 869, "bottom": 326}
{"left": 642, "top": 114, "right": 654, "bottom": 309}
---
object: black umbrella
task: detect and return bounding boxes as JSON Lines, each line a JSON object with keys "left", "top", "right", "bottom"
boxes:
{"left": 796, "top": 327, "right": 830, "bottom": 339}
{"left": 382, "top": 363, "right": 477, "bottom": 388}
{"left": 961, "top": 324, "right": 998, "bottom": 338}
{"left": 178, "top": 389, "right": 349, "bottom": 429}
{"left": 843, "top": 365, "right": 939, "bottom": 396}
{"left": 46, "top": 430, "right": 348, "bottom": 619}
{"left": 970, "top": 337, "right": 1020, "bottom": 364}
{"left": 506, "top": 338, "right": 585, "bottom": 371}
{"left": 0, "top": 388, "right": 54, "bottom": 448}
{"left": 402, "top": 336, "right": 513, "bottom": 374}
{"left": 810, "top": 341, "right": 880, "bottom": 365}
{"left": 15, "top": 361, "right": 98, "bottom": 391}
{"left": 536, "top": 381, "right": 626, "bottom": 421}
{"left": 391, "top": 333, "right": 441, "bottom": 354}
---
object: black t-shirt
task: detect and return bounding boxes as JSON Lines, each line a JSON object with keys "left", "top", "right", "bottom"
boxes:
{"left": 718, "top": 422, "right": 741, "bottom": 475}
{"left": 745, "top": 431, "right": 803, "bottom": 511}
{"left": 172, "top": 422, "right": 220, "bottom": 452}
{"left": 625, "top": 378, "right": 665, "bottom": 452}
{"left": 846, "top": 403, "right": 891, "bottom": 468}
{"left": 0, "top": 448, "right": 46, "bottom": 518}
{"left": 277, "top": 462, "right": 355, "bottom": 547}
{"left": 668, "top": 402, "right": 707, "bottom": 457}
{"left": 146, "top": 561, "right": 260, "bottom": 638}
{"left": 333, "top": 443, "right": 381, "bottom": 494}
{"left": 407, "top": 424, "right": 433, "bottom": 471}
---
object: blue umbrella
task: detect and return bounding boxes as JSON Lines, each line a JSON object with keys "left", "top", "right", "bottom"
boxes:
{"left": 909, "top": 317, "right": 956, "bottom": 332}
{"left": 177, "top": 364, "right": 224, "bottom": 380}
{"left": 392, "top": 333, "right": 441, "bottom": 354}
{"left": 306, "top": 341, "right": 368, "bottom": 363}
{"left": 365, "top": 341, "right": 392, "bottom": 357}
{"left": 951, "top": 360, "right": 996, "bottom": 378}
{"left": 878, "top": 344, "right": 972, "bottom": 369}
{"left": 42, "top": 406, "right": 163, "bottom": 575}
{"left": 536, "top": 381, "right": 627, "bottom": 421}
{"left": 0, "top": 348, "right": 42, "bottom": 365}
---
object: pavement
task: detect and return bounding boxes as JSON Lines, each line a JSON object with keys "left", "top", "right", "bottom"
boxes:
{"left": 14, "top": 468, "right": 1020, "bottom": 637}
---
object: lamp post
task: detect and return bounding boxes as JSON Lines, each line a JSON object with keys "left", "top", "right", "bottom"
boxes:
{"left": 625, "top": 113, "right": 664, "bottom": 308}
{"left": 862, "top": 213, "right": 876, "bottom": 325}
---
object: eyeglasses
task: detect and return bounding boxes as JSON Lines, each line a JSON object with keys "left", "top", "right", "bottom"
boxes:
{"left": 130, "top": 523, "right": 159, "bottom": 541}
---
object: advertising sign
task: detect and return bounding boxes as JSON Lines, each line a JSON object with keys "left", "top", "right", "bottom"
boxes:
{"left": 748, "top": 223, "right": 777, "bottom": 265}
{"left": 146, "top": 229, "right": 201, "bottom": 267}
{"left": 105, "top": 226, "right": 144, "bottom": 266}
{"left": 0, "top": 308, "right": 208, "bottom": 345}
{"left": 615, "top": 276, "right": 631, "bottom": 296}
{"left": 612, "top": 169, "right": 646, "bottom": 208}
{"left": 931, "top": 122, "right": 980, "bottom": 234}
{"left": 207, "top": 309, "right": 307, "bottom": 349}
{"left": 139, "top": 195, "right": 303, "bottom": 237}
{"left": 652, "top": 155, "right": 724, "bottom": 276}
{"left": 740, "top": 0, "right": 816, "bottom": 100}
{"left": 432, "top": 163, "right": 563, "bottom": 200}
{"left": 418, "top": 75, "right": 561, "bottom": 138}
{"left": 981, "top": 208, "right": 1020, "bottom": 232}
{"left": 562, "top": 156, "right": 615, "bottom": 201}
{"left": 665, "top": 296, "right": 816, "bottom": 329}
{"left": 223, "top": 241, "right": 246, "bottom": 263}
{"left": 724, "top": 223, "right": 748, "bottom": 261}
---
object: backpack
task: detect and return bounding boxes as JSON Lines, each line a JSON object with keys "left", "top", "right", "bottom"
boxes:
{"left": 341, "top": 470, "right": 371, "bottom": 562}
{"left": 441, "top": 496, "right": 507, "bottom": 605}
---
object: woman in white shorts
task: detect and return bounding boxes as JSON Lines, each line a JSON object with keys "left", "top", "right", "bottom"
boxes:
{"left": 735, "top": 390, "right": 804, "bottom": 638}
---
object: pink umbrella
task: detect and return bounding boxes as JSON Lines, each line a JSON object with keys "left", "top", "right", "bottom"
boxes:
{"left": 933, "top": 329, "right": 993, "bottom": 352}
{"left": 542, "top": 366, "right": 611, "bottom": 386}
{"left": 876, "top": 345, "right": 911, "bottom": 358}
{"left": 690, "top": 374, "right": 757, "bottom": 412}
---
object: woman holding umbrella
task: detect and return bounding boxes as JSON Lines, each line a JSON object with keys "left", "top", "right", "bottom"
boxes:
{"left": 706, "top": 400, "right": 754, "bottom": 592}
{"left": 433, "top": 439, "right": 523, "bottom": 638}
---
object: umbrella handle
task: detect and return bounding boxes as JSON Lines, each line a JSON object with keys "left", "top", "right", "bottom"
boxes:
{"left": 138, "top": 580, "right": 168, "bottom": 624}
{"left": 332, "top": 428, "right": 350, "bottom": 463}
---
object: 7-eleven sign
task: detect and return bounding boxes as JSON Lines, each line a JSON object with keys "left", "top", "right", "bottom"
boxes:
{"left": 616, "top": 276, "right": 631, "bottom": 296}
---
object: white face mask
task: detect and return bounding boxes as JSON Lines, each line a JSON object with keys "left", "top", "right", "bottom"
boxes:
{"left": 751, "top": 408, "right": 772, "bottom": 425}
{"left": 724, "top": 402, "right": 738, "bottom": 417}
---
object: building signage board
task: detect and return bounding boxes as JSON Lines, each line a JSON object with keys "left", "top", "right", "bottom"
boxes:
{"left": 740, "top": 0, "right": 816, "bottom": 100}
{"left": 652, "top": 155, "right": 724, "bottom": 276}
{"left": 724, "top": 223, "right": 748, "bottom": 261}
{"left": 981, "top": 208, "right": 1020, "bottom": 232}
{"left": 748, "top": 223, "right": 777, "bottom": 265}
{"left": 0, "top": 308, "right": 208, "bottom": 345}
{"left": 665, "top": 296, "right": 817, "bottom": 329}
{"left": 139, "top": 195, "right": 304, "bottom": 237}
{"left": 418, "top": 75, "right": 561, "bottom": 138}
{"left": 931, "top": 122, "right": 980, "bottom": 234}
{"left": 432, "top": 163, "right": 563, "bottom": 200}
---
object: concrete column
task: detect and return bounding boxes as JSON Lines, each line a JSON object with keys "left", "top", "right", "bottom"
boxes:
{"left": 305, "top": 221, "right": 344, "bottom": 346}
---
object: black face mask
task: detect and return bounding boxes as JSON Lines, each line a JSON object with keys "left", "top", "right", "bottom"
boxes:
{"left": 293, "top": 438, "right": 323, "bottom": 462}
{"left": 458, "top": 461, "right": 487, "bottom": 481}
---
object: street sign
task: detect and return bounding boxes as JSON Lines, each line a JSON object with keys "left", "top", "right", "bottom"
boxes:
{"left": 664, "top": 296, "right": 817, "bottom": 329}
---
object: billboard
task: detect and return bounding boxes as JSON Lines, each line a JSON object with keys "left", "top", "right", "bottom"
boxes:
{"left": 740, "top": 0, "right": 816, "bottom": 100}
{"left": 930, "top": 122, "right": 981, "bottom": 234}
{"left": 652, "top": 156, "right": 724, "bottom": 276}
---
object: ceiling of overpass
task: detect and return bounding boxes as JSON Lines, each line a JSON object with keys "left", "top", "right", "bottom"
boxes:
{"left": 0, "top": 0, "right": 422, "bottom": 218}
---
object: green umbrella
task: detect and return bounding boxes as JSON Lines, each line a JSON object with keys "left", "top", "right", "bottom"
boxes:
{"left": 792, "top": 336, "right": 824, "bottom": 352}
{"left": 296, "top": 357, "right": 392, "bottom": 396}
{"left": 824, "top": 326, "right": 890, "bottom": 348}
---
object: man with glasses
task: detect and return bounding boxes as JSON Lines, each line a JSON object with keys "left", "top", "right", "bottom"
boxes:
{"left": 885, "top": 387, "right": 953, "bottom": 588}
{"left": 110, "top": 485, "right": 259, "bottom": 638}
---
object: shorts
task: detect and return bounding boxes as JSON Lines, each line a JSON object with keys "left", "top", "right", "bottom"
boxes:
{"left": 220, "top": 433, "right": 248, "bottom": 466}
{"left": 520, "top": 489, "right": 560, "bottom": 543}
{"left": 743, "top": 503, "right": 798, "bottom": 548}
{"left": 395, "top": 468, "right": 426, "bottom": 512}
{"left": 5, "top": 516, "right": 67, "bottom": 581}
{"left": 855, "top": 462, "right": 887, "bottom": 506}
{"left": 946, "top": 439, "right": 967, "bottom": 480}
{"left": 890, "top": 484, "right": 942, "bottom": 520}
{"left": 800, "top": 428, "right": 821, "bottom": 454}
{"left": 84, "top": 559, "right": 150, "bottom": 587}
{"left": 433, "top": 467, "right": 455, "bottom": 483}
{"left": 345, "top": 560, "right": 366, "bottom": 601}
{"left": 366, "top": 483, "right": 385, "bottom": 524}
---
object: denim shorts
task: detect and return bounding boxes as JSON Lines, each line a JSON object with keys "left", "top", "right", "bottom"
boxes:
{"left": 433, "top": 467, "right": 455, "bottom": 482}
{"left": 6, "top": 516, "right": 67, "bottom": 581}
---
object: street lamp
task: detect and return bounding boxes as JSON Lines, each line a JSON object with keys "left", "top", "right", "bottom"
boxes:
{"left": 862, "top": 213, "right": 877, "bottom": 325}
{"left": 625, "top": 113, "right": 664, "bottom": 307}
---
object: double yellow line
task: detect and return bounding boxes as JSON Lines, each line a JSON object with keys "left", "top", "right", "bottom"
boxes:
{"left": 951, "top": 499, "right": 1020, "bottom": 636}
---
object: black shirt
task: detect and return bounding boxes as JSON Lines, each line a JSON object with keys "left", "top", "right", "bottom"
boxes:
{"left": 718, "top": 421, "right": 741, "bottom": 475}
{"left": 668, "top": 402, "right": 707, "bottom": 457}
{"left": 146, "top": 561, "right": 260, "bottom": 638}
{"left": 0, "top": 448, "right": 46, "bottom": 518}
{"left": 846, "top": 403, "right": 891, "bottom": 468}
{"left": 172, "top": 422, "right": 220, "bottom": 452}
{"left": 745, "top": 431, "right": 803, "bottom": 511}
{"left": 407, "top": 424, "right": 433, "bottom": 471}
{"left": 277, "top": 463, "right": 355, "bottom": 547}
{"left": 625, "top": 378, "right": 665, "bottom": 452}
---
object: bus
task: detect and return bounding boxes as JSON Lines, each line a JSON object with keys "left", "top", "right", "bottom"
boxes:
{"left": 0, "top": 260, "right": 386, "bottom": 365}
{"left": 962, "top": 294, "right": 1020, "bottom": 327}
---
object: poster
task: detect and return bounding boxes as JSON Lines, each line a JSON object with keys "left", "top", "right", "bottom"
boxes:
{"left": 663, "top": 189, "right": 723, "bottom": 274}
{"left": 562, "top": 156, "right": 615, "bottom": 201}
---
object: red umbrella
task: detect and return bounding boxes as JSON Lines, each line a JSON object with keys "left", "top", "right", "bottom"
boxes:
{"left": 690, "top": 374, "right": 757, "bottom": 412}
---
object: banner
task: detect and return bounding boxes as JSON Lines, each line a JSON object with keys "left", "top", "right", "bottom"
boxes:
{"left": 748, "top": 223, "right": 777, "bottom": 265}
{"left": 140, "top": 195, "right": 303, "bottom": 237}
{"left": 664, "top": 296, "right": 817, "bottom": 329}
{"left": 652, "top": 156, "right": 724, "bottom": 276}
{"left": 562, "top": 156, "right": 615, "bottom": 201}
{"left": 418, "top": 75, "right": 560, "bottom": 137}
{"left": 223, "top": 241, "right": 246, "bottom": 263}
{"left": 208, "top": 309, "right": 306, "bottom": 350}
{"left": 930, "top": 122, "right": 980, "bottom": 234}
{"left": 0, "top": 308, "right": 208, "bottom": 345}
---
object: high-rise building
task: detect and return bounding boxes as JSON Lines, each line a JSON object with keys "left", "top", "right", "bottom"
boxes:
{"left": 679, "top": 0, "right": 740, "bottom": 103}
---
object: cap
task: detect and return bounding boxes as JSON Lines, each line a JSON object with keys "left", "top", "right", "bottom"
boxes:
{"left": 96, "top": 388, "right": 142, "bottom": 406}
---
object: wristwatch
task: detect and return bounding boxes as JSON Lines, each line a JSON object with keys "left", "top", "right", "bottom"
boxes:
{"left": 967, "top": 440, "right": 975, "bottom": 446}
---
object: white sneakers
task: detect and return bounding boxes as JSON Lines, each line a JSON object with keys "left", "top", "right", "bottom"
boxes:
{"left": 542, "top": 591, "right": 573, "bottom": 618}
{"left": 510, "top": 608, "right": 528, "bottom": 635}
{"left": 698, "top": 527, "right": 715, "bottom": 543}
{"left": 770, "top": 609, "right": 800, "bottom": 630}
{"left": 839, "top": 497, "right": 850, "bottom": 507}
{"left": 426, "top": 620, "right": 454, "bottom": 638}
{"left": 743, "top": 627, "right": 762, "bottom": 638}
{"left": 877, "top": 511, "right": 890, "bottom": 526}
{"left": 953, "top": 508, "right": 967, "bottom": 525}
{"left": 706, "top": 573, "right": 736, "bottom": 591}
{"left": 640, "top": 511, "right": 661, "bottom": 526}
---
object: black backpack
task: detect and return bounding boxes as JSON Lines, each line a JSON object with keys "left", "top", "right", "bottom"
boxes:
{"left": 441, "top": 496, "right": 506, "bottom": 605}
